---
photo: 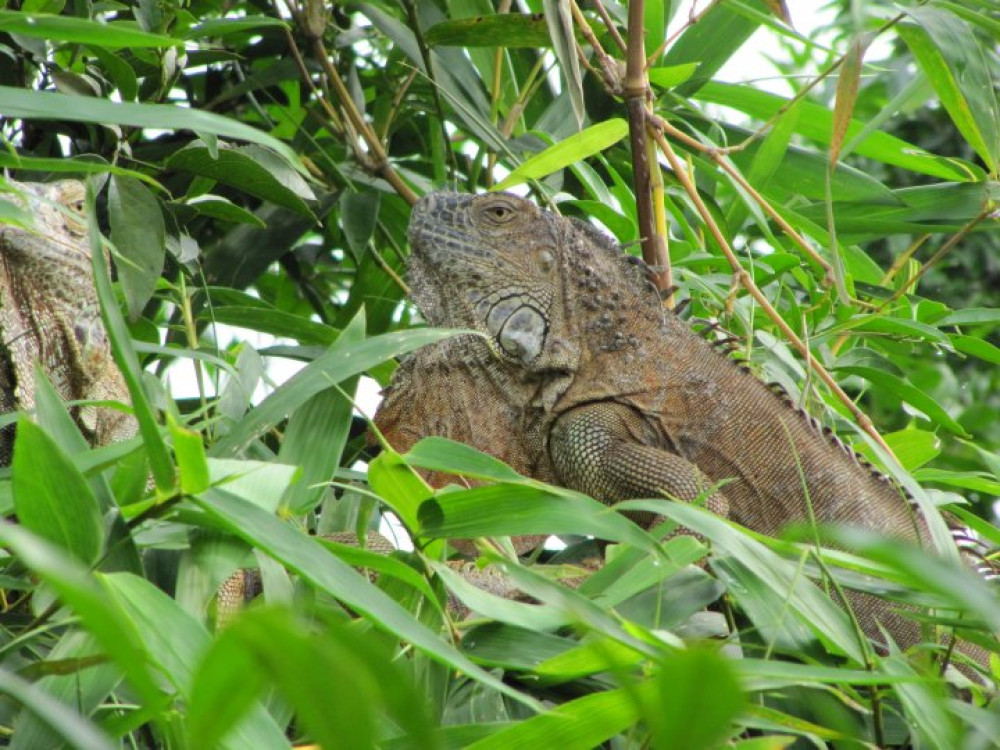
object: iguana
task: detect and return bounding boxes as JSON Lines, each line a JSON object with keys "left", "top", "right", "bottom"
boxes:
{"left": 0, "top": 179, "right": 136, "bottom": 461}
{"left": 375, "top": 190, "right": 995, "bottom": 667}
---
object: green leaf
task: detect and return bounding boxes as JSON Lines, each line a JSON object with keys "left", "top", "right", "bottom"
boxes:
{"left": 0, "top": 10, "right": 178, "bottom": 48}
{"left": 184, "top": 196, "right": 266, "bottom": 226}
{"left": 366, "top": 449, "right": 434, "bottom": 535}
{"left": 828, "top": 527, "right": 1000, "bottom": 632}
{"left": 168, "top": 416, "right": 210, "bottom": 495}
{"left": 108, "top": 175, "right": 165, "bottom": 321}
{"left": 647, "top": 649, "right": 745, "bottom": 750}
{"left": 0, "top": 152, "right": 157, "bottom": 183}
{"left": 698, "top": 82, "right": 977, "bottom": 182}
{"left": 86, "top": 182, "right": 175, "bottom": 493}
{"left": 834, "top": 365, "right": 970, "bottom": 437}
{"left": 12, "top": 420, "right": 103, "bottom": 565}
{"left": 405, "top": 436, "right": 528, "bottom": 484}
{"left": 937, "top": 308, "right": 1000, "bottom": 327}
{"left": 9, "top": 632, "right": 122, "bottom": 750}
{"left": 1, "top": 86, "right": 304, "bottom": 173}
{"left": 648, "top": 63, "right": 699, "bottom": 90}
{"left": 167, "top": 143, "right": 315, "bottom": 218}
{"left": 417, "top": 483, "right": 662, "bottom": 556}
{"left": 898, "top": 7, "right": 1000, "bottom": 173}
{"left": 495, "top": 119, "right": 629, "bottom": 190}
{"left": 204, "top": 306, "right": 338, "bottom": 345}
{"left": 340, "top": 190, "right": 380, "bottom": 258}
{"left": 101, "top": 573, "right": 289, "bottom": 749}
{"left": 211, "top": 322, "right": 461, "bottom": 455}
{"left": 879, "top": 648, "right": 961, "bottom": 748}
{"left": 951, "top": 334, "right": 1000, "bottom": 364}
{"left": 644, "top": 502, "right": 869, "bottom": 664}
{"left": 467, "top": 683, "right": 652, "bottom": 749}
{"left": 184, "top": 15, "right": 288, "bottom": 38}
{"left": 662, "top": 1, "right": 762, "bottom": 96}
{"left": 913, "top": 469, "right": 1000, "bottom": 495}
{"left": 191, "top": 487, "right": 542, "bottom": 711}
{"left": 882, "top": 428, "right": 940, "bottom": 472}
{"left": 0, "top": 667, "right": 115, "bottom": 750}
{"left": 277, "top": 313, "right": 363, "bottom": 514}
{"left": 425, "top": 14, "right": 555, "bottom": 48}
{"left": 0, "top": 523, "right": 165, "bottom": 710}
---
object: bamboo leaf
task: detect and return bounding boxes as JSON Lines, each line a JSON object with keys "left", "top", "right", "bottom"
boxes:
{"left": 86, "top": 182, "right": 176, "bottom": 492}
{"left": 191, "top": 487, "right": 543, "bottom": 711}
{"left": 108, "top": 176, "right": 165, "bottom": 321}
{"left": 830, "top": 36, "right": 865, "bottom": 165}
{"left": 542, "top": 0, "right": 584, "bottom": 127}
{"left": 1, "top": 86, "right": 304, "bottom": 172}
{"left": 425, "top": 14, "right": 555, "bottom": 48}
{"left": 12, "top": 420, "right": 103, "bottom": 565}
{"left": 898, "top": 7, "right": 1000, "bottom": 173}
{"left": 495, "top": 119, "right": 629, "bottom": 190}
{"left": 0, "top": 10, "right": 177, "bottom": 48}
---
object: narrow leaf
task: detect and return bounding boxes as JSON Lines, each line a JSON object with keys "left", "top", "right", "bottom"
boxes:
{"left": 830, "top": 36, "right": 865, "bottom": 165}
{"left": 0, "top": 10, "right": 177, "bottom": 48}
{"left": 211, "top": 322, "right": 460, "bottom": 455}
{"left": 542, "top": 0, "right": 584, "bottom": 127}
{"left": 425, "top": 14, "right": 556, "bottom": 48}
{"left": 108, "top": 176, "right": 165, "bottom": 321}
{"left": 0, "top": 667, "right": 114, "bottom": 750}
{"left": 1, "top": 86, "right": 304, "bottom": 173}
{"left": 12, "top": 420, "right": 103, "bottom": 565}
{"left": 86, "top": 182, "right": 175, "bottom": 492}
{"left": 496, "top": 119, "right": 629, "bottom": 190}
{"left": 192, "top": 488, "right": 542, "bottom": 711}
{"left": 899, "top": 8, "right": 1000, "bottom": 172}
{"left": 834, "top": 365, "right": 970, "bottom": 437}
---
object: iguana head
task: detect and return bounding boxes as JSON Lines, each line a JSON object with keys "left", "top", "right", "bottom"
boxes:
{"left": 408, "top": 191, "right": 658, "bottom": 377}
{"left": 0, "top": 180, "right": 92, "bottom": 284}
{"left": 408, "top": 191, "right": 565, "bottom": 370}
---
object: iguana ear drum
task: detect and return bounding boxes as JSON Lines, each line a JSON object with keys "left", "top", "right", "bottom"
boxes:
{"left": 496, "top": 305, "right": 547, "bottom": 364}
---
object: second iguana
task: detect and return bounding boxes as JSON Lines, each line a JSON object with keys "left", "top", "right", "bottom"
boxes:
{"left": 0, "top": 180, "right": 136, "bottom": 461}
{"left": 376, "top": 190, "right": 995, "bottom": 669}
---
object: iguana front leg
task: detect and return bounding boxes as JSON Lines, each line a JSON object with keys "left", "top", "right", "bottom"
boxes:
{"left": 548, "top": 402, "right": 729, "bottom": 523}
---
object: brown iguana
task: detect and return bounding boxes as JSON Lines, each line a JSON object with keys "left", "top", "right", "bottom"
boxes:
{"left": 0, "top": 179, "right": 136, "bottom": 460}
{"left": 375, "top": 190, "right": 995, "bottom": 667}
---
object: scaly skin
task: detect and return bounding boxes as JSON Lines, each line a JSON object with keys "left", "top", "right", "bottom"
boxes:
{"left": 378, "top": 190, "right": 993, "bottom": 668}
{"left": 0, "top": 180, "right": 136, "bottom": 461}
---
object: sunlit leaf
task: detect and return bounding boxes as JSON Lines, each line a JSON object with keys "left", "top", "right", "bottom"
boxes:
{"left": 495, "top": 119, "right": 629, "bottom": 190}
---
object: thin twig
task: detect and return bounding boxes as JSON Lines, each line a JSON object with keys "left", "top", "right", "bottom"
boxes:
{"left": 649, "top": 112, "right": 833, "bottom": 280}
{"left": 277, "top": 0, "right": 418, "bottom": 205}
{"left": 879, "top": 209, "right": 992, "bottom": 309}
{"left": 624, "top": 0, "right": 671, "bottom": 292}
{"left": 402, "top": 0, "right": 458, "bottom": 177}
{"left": 591, "top": 0, "right": 626, "bottom": 54}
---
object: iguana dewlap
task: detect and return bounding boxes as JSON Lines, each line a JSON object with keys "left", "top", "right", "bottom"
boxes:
{"left": 376, "top": 190, "right": 994, "bottom": 665}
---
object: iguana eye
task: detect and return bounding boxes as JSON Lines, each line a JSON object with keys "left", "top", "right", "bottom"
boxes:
{"left": 480, "top": 202, "right": 516, "bottom": 224}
